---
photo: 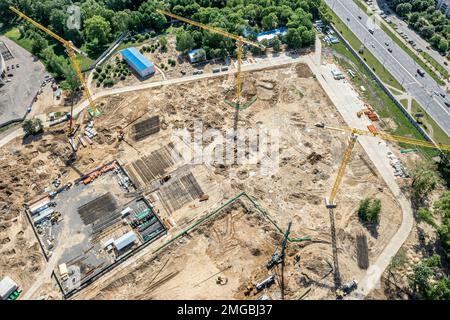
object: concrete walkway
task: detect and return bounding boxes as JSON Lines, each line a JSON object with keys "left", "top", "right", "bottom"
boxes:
{"left": 306, "top": 56, "right": 414, "bottom": 299}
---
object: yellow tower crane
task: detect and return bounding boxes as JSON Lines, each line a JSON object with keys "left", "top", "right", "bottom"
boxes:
{"left": 315, "top": 122, "right": 450, "bottom": 208}
{"left": 156, "top": 9, "right": 266, "bottom": 133}
{"left": 9, "top": 6, "right": 97, "bottom": 137}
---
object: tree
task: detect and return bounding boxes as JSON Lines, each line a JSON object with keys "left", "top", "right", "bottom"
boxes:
{"left": 31, "top": 33, "right": 48, "bottom": 57}
{"left": 176, "top": 30, "right": 195, "bottom": 53}
{"left": 286, "top": 28, "right": 302, "bottom": 49}
{"left": 438, "top": 37, "right": 448, "bottom": 53}
{"left": 358, "top": 198, "right": 381, "bottom": 223}
{"left": 272, "top": 37, "right": 281, "bottom": 53}
{"left": 159, "top": 36, "right": 168, "bottom": 51}
{"left": 262, "top": 12, "right": 278, "bottom": 30}
{"left": 22, "top": 118, "right": 43, "bottom": 136}
{"left": 396, "top": 3, "right": 412, "bottom": 16}
{"left": 84, "top": 15, "right": 111, "bottom": 45}
{"left": 418, "top": 208, "right": 435, "bottom": 226}
{"left": 434, "top": 191, "right": 450, "bottom": 260}
{"left": 407, "top": 159, "right": 439, "bottom": 205}
{"left": 408, "top": 255, "right": 449, "bottom": 299}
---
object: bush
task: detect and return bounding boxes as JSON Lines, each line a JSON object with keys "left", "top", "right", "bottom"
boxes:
{"left": 150, "top": 31, "right": 156, "bottom": 37}
{"left": 95, "top": 66, "right": 102, "bottom": 73}
{"left": 103, "top": 78, "right": 115, "bottom": 87}
{"left": 22, "top": 118, "right": 43, "bottom": 136}
{"left": 93, "top": 72, "right": 99, "bottom": 79}
{"left": 358, "top": 198, "right": 381, "bottom": 224}
{"left": 144, "top": 33, "right": 150, "bottom": 40}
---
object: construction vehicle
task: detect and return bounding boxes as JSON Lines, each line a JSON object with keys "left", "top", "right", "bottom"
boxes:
{"left": 315, "top": 122, "right": 450, "bottom": 208}
{"left": 255, "top": 274, "right": 275, "bottom": 292}
{"left": 9, "top": 6, "right": 97, "bottom": 139}
{"left": 156, "top": 9, "right": 266, "bottom": 134}
{"left": 266, "top": 222, "right": 292, "bottom": 269}
{"left": 336, "top": 279, "right": 358, "bottom": 299}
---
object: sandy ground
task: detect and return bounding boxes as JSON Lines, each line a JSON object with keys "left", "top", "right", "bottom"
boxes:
{"left": 33, "top": 63, "right": 402, "bottom": 300}
{"left": 0, "top": 60, "right": 403, "bottom": 299}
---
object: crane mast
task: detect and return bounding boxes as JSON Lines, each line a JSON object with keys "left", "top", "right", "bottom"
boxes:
{"left": 156, "top": 9, "right": 265, "bottom": 134}
{"left": 9, "top": 6, "right": 97, "bottom": 137}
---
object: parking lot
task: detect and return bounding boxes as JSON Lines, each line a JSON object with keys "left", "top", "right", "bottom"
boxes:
{"left": 0, "top": 35, "right": 46, "bottom": 125}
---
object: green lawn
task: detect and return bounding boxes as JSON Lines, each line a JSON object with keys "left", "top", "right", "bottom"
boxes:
{"left": 4, "top": 27, "right": 33, "bottom": 53}
{"left": 76, "top": 54, "right": 94, "bottom": 71}
{"left": 329, "top": 10, "right": 404, "bottom": 92}
{"left": 421, "top": 51, "right": 449, "bottom": 79}
{"left": 410, "top": 99, "right": 450, "bottom": 145}
{"left": 331, "top": 41, "right": 438, "bottom": 158}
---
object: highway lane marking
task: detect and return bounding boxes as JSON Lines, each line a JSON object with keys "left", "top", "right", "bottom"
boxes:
{"left": 330, "top": 0, "right": 450, "bottom": 124}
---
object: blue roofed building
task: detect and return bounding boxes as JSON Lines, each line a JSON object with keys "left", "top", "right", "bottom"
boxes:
{"left": 187, "top": 48, "right": 206, "bottom": 63}
{"left": 121, "top": 47, "right": 155, "bottom": 78}
{"left": 256, "top": 27, "right": 287, "bottom": 44}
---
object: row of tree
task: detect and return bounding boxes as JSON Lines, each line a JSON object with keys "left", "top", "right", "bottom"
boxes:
{"left": 1, "top": 0, "right": 328, "bottom": 77}
{"left": 389, "top": 0, "right": 450, "bottom": 54}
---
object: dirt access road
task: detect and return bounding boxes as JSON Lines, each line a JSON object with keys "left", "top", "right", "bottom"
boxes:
{"left": 305, "top": 55, "right": 414, "bottom": 298}
{"left": 0, "top": 52, "right": 304, "bottom": 150}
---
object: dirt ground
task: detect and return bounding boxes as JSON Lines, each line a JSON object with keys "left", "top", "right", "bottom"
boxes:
{"left": 0, "top": 63, "right": 403, "bottom": 299}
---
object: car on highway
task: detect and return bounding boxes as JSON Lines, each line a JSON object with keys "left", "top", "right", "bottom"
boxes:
{"left": 385, "top": 42, "right": 389, "bottom": 46}
{"left": 388, "top": 48, "right": 393, "bottom": 53}
{"left": 369, "top": 28, "right": 374, "bottom": 34}
{"left": 417, "top": 69, "right": 425, "bottom": 77}
{"left": 445, "top": 101, "right": 450, "bottom": 108}
{"left": 358, "top": 15, "right": 362, "bottom": 19}
{"left": 440, "top": 93, "right": 446, "bottom": 98}
{"left": 444, "top": 61, "right": 448, "bottom": 66}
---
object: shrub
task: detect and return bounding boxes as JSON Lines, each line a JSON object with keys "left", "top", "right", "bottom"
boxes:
{"left": 103, "top": 78, "right": 115, "bottom": 87}
{"left": 22, "top": 118, "right": 43, "bottom": 136}
{"left": 358, "top": 198, "right": 381, "bottom": 224}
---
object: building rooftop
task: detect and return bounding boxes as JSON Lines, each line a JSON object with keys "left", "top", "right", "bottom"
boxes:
{"left": 113, "top": 231, "right": 137, "bottom": 251}
{"left": 256, "top": 27, "right": 287, "bottom": 42}
{"left": 120, "top": 47, "right": 154, "bottom": 72}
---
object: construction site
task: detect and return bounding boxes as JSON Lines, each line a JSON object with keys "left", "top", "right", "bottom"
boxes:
{"left": 1, "top": 7, "right": 449, "bottom": 301}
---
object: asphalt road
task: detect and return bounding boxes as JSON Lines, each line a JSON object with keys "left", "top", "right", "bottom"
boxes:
{"left": 0, "top": 35, "right": 46, "bottom": 125}
{"left": 326, "top": 0, "right": 450, "bottom": 138}
{"left": 373, "top": 0, "right": 450, "bottom": 78}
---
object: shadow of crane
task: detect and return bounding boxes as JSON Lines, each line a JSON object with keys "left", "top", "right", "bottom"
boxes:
{"left": 329, "top": 208, "right": 342, "bottom": 291}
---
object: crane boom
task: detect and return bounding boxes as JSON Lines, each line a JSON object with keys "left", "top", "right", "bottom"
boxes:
{"left": 156, "top": 9, "right": 265, "bottom": 136}
{"left": 156, "top": 9, "right": 265, "bottom": 50}
{"left": 315, "top": 122, "right": 450, "bottom": 206}
{"left": 316, "top": 123, "right": 450, "bottom": 152}
{"left": 9, "top": 6, "right": 97, "bottom": 127}
{"left": 328, "top": 135, "right": 357, "bottom": 205}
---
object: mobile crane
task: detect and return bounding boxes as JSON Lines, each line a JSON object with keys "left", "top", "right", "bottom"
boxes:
{"left": 9, "top": 6, "right": 97, "bottom": 138}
